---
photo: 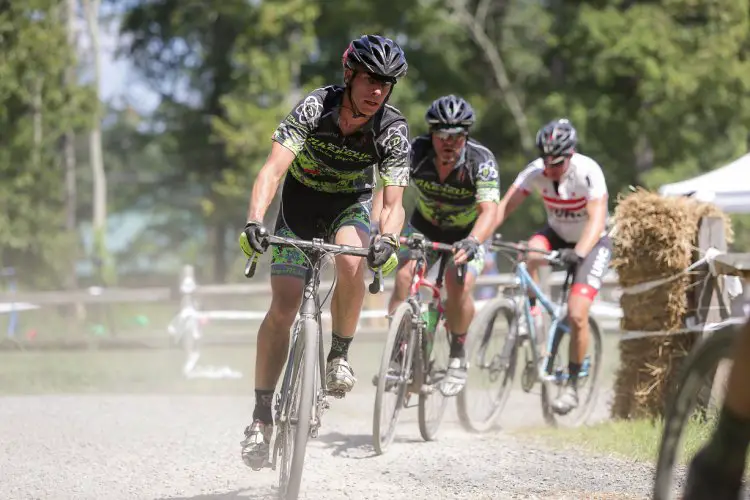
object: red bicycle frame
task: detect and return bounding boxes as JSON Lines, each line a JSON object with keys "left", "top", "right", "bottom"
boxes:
{"left": 400, "top": 236, "right": 454, "bottom": 318}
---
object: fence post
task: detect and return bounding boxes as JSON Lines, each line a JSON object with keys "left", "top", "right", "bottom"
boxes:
{"left": 180, "top": 265, "right": 197, "bottom": 311}
{"left": 693, "top": 217, "right": 731, "bottom": 407}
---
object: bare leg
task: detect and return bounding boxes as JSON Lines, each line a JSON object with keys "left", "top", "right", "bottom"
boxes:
{"left": 444, "top": 267, "right": 477, "bottom": 335}
{"left": 255, "top": 276, "right": 304, "bottom": 391}
{"left": 388, "top": 261, "right": 415, "bottom": 314}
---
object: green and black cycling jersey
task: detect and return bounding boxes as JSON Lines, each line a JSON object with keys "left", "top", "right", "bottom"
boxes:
{"left": 272, "top": 85, "right": 410, "bottom": 193}
{"left": 409, "top": 135, "right": 500, "bottom": 237}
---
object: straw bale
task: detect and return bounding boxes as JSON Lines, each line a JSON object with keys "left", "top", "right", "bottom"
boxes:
{"left": 618, "top": 277, "right": 689, "bottom": 333}
{"left": 609, "top": 188, "right": 732, "bottom": 420}
{"left": 611, "top": 332, "right": 698, "bottom": 420}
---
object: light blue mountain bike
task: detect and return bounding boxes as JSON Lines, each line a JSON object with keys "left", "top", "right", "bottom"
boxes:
{"left": 458, "top": 235, "right": 603, "bottom": 430}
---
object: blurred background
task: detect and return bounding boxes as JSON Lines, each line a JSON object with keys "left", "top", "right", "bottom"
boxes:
{"left": 0, "top": 0, "right": 749, "bottom": 347}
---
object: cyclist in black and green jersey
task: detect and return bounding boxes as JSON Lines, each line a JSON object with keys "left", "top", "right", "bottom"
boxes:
{"left": 237, "top": 35, "right": 410, "bottom": 470}
{"left": 372, "top": 95, "right": 500, "bottom": 396}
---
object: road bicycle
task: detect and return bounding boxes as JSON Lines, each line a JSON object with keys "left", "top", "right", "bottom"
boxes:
{"left": 244, "top": 235, "right": 382, "bottom": 500}
{"left": 372, "top": 232, "right": 466, "bottom": 454}
{"left": 458, "top": 234, "right": 603, "bottom": 431}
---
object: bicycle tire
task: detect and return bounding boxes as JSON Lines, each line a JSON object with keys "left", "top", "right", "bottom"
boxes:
{"left": 457, "top": 297, "right": 518, "bottom": 433}
{"left": 372, "top": 302, "right": 416, "bottom": 455}
{"left": 418, "top": 316, "right": 450, "bottom": 441}
{"left": 653, "top": 325, "right": 737, "bottom": 500}
{"left": 280, "top": 317, "right": 318, "bottom": 500}
{"left": 541, "top": 315, "right": 603, "bottom": 428}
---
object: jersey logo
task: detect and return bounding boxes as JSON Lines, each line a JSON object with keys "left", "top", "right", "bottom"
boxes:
{"left": 383, "top": 123, "right": 410, "bottom": 156}
{"left": 477, "top": 159, "right": 499, "bottom": 181}
{"left": 295, "top": 95, "right": 323, "bottom": 126}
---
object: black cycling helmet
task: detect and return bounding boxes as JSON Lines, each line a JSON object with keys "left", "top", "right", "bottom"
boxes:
{"left": 342, "top": 35, "right": 408, "bottom": 83}
{"left": 425, "top": 95, "right": 475, "bottom": 129}
{"left": 536, "top": 118, "right": 577, "bottom": 157}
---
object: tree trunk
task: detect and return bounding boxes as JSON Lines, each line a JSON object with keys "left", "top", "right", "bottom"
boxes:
{"left": 32, "top": 78, "right": 42, "bottom": 168}
{"left": 447, "top": 0, "right": 534, "bottom": 155}
{"left": 63, "top": 0, "right": 78, "bottom": 290}
{"left": 83, "top": 0, "right": 108, "bottom": 284}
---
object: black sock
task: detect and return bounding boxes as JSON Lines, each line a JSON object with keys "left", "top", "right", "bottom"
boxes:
{"left": 700, "top": 405, "right": 750, "bottom": 480}
{"left": 529, "top": 297, "right": 537, "bottom": 308}
{"left": 568, "top": 362, "right": 582, "bottom": 388}
{"left": 449, "top": 332, "right": 467, "bottom": 358}
{"left": 252, "top": 389, "right": 274, "bottom": 424}
{"left": 327, "top": 332, "right": 353, "bottom": 362}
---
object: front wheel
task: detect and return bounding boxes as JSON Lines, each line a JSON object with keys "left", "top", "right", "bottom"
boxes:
{"left": 653, "top": 324, "right": 739, "bottom": 500}
{"left": 372, "top": 302, "right": 416, "bottom": 455}
{"left": 541, "top": 315, "right": 603, "bottom": 428}
{"left": 457, "top": 297, "right": 518, "bottom": 433}
{"left": 279, "top": 318, "right": 318, "bottom": 500}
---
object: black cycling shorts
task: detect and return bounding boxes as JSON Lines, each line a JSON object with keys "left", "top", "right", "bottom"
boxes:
{"left": 529, "top": 225, "right": 612, "bottom": 300}
{"left": 271, "top": 175, "right": 371, "bottom": 279}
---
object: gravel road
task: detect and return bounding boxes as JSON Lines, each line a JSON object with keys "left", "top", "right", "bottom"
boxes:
{"left": 0, "top": 381, "right": 655, "bottom": 500}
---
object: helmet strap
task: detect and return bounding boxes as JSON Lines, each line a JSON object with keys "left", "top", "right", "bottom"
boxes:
{"left": 343, "top": 70, "right": 366, "bottom": 119}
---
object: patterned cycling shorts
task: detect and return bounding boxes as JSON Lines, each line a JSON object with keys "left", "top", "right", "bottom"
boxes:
{"left": 271, "top": 175, "right": 371, "bottom": 280}
{"left": 397, "top": 219, "right": 486, "bottom": 278}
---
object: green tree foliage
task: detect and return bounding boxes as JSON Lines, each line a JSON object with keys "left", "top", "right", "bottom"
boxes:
{"left": 0, "top": 1, "right": 94, "bottom": 287}
{"left": 107, "top": 0, "right": 749, "bottom": 282}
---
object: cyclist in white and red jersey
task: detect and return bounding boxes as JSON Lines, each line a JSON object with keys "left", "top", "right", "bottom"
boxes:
{"left": 494, "top": 118, "right": 612, "bottom": 415}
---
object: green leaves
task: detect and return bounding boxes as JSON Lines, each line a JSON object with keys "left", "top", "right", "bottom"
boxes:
{"left": 0, "top": 0, "right": 94, "bottom": 287}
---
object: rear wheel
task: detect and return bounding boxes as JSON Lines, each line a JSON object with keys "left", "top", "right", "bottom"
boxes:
{"left": 457, "top": 297, "right": 518, "bottom": 433}
{"left": 418, "top": 316, "right": 451, "bottom": 441}
{"left": 372, "top": 302, "right": 416, "bottom": 455}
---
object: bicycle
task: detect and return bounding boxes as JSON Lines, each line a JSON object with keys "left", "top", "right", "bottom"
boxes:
{"left": 372, "top": 231, "right": 466, "bottom": 455}
{"left": 652, "top": 318, "right": 746, "bottom": 499}
{"left": 653, "top": 256, "right": 750, "bottom": 499}
{"left": 244, "top": 235, "right": 382, "bottom": 500}
{"left": 457, "top": 234, "right": 603, "bottom": 431}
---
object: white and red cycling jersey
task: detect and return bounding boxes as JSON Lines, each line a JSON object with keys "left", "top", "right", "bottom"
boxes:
{"left": 512, "top": 153, "right": 609, "bottom": 244}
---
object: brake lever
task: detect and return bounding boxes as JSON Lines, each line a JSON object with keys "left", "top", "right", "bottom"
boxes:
{"left": 368, "top": 268, "right": 384, "bottom": 294}
{"left": 244, "top": 256, "right": 258, "bottom": 278}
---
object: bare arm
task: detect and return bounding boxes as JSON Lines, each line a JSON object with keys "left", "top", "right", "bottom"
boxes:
{"left": 247, "top": 142, "right": 296, "bottom": 222}
{"left": 378, "top": 185, "right": 405, "bottom": 237}
{"left": 454, "top": 201, "right": 498, "bottom": 265}
{"left": 575, "top": 196, "right": 608, "bottom": 256}
{"left": 371, "top": 187, "right": 385, "bottom": 229}
{"left": 470, "top": 201, "right": 497, "bottom": 243}
{"left": 495, "top": 184, "right": 529, "bottom": 230}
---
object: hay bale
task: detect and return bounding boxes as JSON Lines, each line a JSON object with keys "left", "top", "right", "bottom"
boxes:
{"left": 609, "top": 188, "right": 733, "bottom": 420}
{"left": 612, "top": 332, "right": 696, "bottom": 420}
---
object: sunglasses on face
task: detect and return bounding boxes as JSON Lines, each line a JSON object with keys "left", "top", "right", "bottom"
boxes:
{"left": 433, "top": 129, "right": 468, "bottom": 140}
{"left": 544, "top": 155, "right": 568, "bottom": 167}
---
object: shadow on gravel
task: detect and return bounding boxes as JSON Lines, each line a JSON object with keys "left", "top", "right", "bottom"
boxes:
{"left": 317, "top": 431, "right": 376, "bottom": 458}
{"left": 155, "top": 486, "right": 277, "bottom": 499}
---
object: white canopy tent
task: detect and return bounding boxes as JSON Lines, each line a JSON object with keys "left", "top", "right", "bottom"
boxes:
{"left": 659, "top": 153, "right": 750, "bottom": 213}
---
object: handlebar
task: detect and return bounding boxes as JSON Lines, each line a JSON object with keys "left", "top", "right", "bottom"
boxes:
{"left": 399, "top": 233, "right": 467, "bottom": 286}
{"left": 243, "top": 235, "right": 383, "bottom": 294}
{"left": 490, "top": 233, "right": 561, "bottom": 264}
